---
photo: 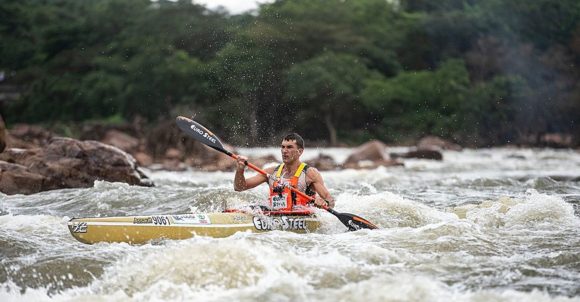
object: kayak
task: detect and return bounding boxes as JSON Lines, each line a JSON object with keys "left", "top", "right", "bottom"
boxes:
{"left": 68, "top": 210, "right": 320, "bottom": 245}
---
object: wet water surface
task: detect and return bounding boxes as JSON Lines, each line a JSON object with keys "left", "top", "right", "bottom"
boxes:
{"left": 1, "top": 148, "right": 579, "bottom": 301}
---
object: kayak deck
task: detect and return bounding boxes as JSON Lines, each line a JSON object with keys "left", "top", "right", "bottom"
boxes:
{"left": 68, "top": 212, "right": 320, "bottom": 244}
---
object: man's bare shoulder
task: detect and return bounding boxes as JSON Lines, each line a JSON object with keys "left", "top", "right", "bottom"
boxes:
{"left": 305, "top": 165, "right": 322, "bottom": 181}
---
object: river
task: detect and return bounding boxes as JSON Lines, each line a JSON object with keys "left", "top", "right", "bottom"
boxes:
{"left": 1, "top": 147, "right": 579, "bottom": 301}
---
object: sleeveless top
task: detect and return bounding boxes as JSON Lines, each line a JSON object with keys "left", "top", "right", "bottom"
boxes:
{"left": 267, "top": 163, "right": 315, "bottom": 211}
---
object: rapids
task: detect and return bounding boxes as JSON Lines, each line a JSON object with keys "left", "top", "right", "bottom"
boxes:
{"left": 1, "top": 147, "right": 579, "bottom": 301}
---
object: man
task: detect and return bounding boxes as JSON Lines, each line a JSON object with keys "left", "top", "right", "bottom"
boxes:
{"left": 234, "top": 133, "right": 335, "bottom": 212}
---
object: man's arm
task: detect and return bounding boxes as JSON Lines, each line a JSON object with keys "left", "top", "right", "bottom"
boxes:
{"left": 307, "top": 168, "right": 335, "bottom": 208}
{"left": 233, "top": 156, "right": 270, "bottom": 191}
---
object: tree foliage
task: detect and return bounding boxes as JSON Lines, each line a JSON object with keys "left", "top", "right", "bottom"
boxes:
{"left": 1, "top": 0, "right": 579, "bottom": 146}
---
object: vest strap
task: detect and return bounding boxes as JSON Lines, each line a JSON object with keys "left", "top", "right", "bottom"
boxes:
{"left": 294, "top": 163, "right": 306, "bottom": 177}
{"left": 275, "top": 164, "right": 284, "bottom": 178}
{"left": 275, "top": 163, "right": 307, "bottom": 181}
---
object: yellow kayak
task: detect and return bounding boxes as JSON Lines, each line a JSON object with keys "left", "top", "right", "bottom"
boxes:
{"left": 68, "top": 211, "right": 320, "bottom": 245}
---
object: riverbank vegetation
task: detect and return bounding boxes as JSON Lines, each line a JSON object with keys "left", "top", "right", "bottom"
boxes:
{"left": 1, "top": 0, "right": 579, "bottom": 147}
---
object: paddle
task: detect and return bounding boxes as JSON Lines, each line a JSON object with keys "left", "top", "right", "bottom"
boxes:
{"left": 176, "top": 116, "right": 378, "bottom": 231}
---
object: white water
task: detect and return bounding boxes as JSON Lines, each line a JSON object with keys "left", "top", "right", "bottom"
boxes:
{"left": 1, "top": 148, "right": 579, "bottom": 301}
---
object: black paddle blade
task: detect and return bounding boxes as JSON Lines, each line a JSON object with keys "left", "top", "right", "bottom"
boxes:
{"left": 331, "top": 210, "right": 378, "bottom": 231}
{"left": 176, "top": 116, "right": 228, "bottom": 154}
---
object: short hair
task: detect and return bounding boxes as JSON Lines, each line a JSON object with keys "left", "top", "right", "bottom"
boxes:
{"left": 283, "top": 133, "right": 304, "bottom": 149}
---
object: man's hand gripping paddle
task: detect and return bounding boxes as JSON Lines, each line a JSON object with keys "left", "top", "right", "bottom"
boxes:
{"left": 176, "top": 116, "right": 378, "bottom": 231}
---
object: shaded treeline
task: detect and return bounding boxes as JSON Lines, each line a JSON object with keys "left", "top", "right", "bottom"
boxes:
{"left": 1, "top": 0, "right": 579, "bottom": 146}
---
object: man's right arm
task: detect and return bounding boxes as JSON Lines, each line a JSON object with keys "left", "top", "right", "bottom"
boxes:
{"left": 233, "top": 156, "right": 270, "bottom": 191}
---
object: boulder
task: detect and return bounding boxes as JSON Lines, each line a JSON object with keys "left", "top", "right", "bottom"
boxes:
{"left": 0, "top": 161, "right": 46, "bottom": 195}
{"left": 161, "top": 158, "right": 188, "bottom": 171}
{"left": 8, "top": 124, "right": 53, "bottom": 148}
{"left": 249, "top": 154, "right": 278, "bottom": 169}
{"left": 80, "top": 123, "right": 141, "bottom": 142}
{"left": 539, "top": 133, "right": 574, "bottom": 148}
{"left": 344, "top": 140, "right": 388, "bottom": 165}
{"left": 417, "top": 136, "right": 462, "bottom": 151}
{"left": 390, "top": 149, "right": 443, "bottom": 161}
{"left": 307, "top": 154, "right": 339, "bottom": 171}
{"left": 145, "top": 120, "right": 234, "bottom": 171}
{"left": 101, "top": 129, "right": 140, "bottom": 153}
{"left": 0, "top": 137, "right": 153, "bottom": 195}
{"left": 343, "top": 140, "right": 403, "bottom": 169}
{"left": 133, "top": 151, "right": 154, "bottom": 167}
{"left": 164, "top": 147, "right": 183, "bottom": 160}
{"left": 194, "top": 145, "right": 237, "bottom": 171}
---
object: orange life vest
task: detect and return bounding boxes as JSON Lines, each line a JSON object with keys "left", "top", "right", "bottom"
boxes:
{"left": 268, "top": 163, "right": 315, "bottom": 212}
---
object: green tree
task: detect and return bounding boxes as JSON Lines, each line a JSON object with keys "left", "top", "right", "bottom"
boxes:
{"left": 286, "top": 52, "right": 379, "bottom": 145}
{"left": 362, "top": 59, "right": 470, "bottom": 142}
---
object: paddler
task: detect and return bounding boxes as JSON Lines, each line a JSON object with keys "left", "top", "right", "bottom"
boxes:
{"left": 234, "top": 133, "right": 335, "bottom": 212}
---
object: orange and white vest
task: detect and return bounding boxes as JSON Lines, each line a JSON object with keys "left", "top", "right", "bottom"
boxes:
{"left": 268, "top": 163, "right": 315, "bottom": 211}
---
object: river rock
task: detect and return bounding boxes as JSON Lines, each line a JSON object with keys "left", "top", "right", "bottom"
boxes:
{"left": 249, "top": 154, "right": 278, "bottom": 169}
{"left": 539, "top": 133, "right": 574, "bottom": 148}
{"left": 390, "top": 149, "right": 443, "bottom": 161}
{"left": 193, "top": 145, "right": 237, "bottom": 171}
{"left": 307, "top": 153, "right": 339, "bottom": 171}
{"left": 101, "top": 129, "right": 141, "bottom": 153}
{"left": 343, "top": 140, "right": 402, "bottom": 169}
{"left": 133, "top": 151, "right": 154, "bottom": 166}
{"left": 344, "top": 140, "right": 388, "bottom": 164}
{"left": 6, "top": 124, "right": 54, "bottom": 149}
{"left": 0, "top": 161, "right": 46, "bottom": 194}
{"left": 0, "top": 137, "right": 153, "bottom": 195}
{"left": 417, "top": 136, "right": 462, "bottom": 151}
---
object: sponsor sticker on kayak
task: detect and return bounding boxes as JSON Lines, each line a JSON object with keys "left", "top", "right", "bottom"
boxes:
{"left": 133, "top": 217, "right": 153, "bottom": 224}
{"left": 253, "top": 216, "right": 307, "bottom": 231}
{"left": 172, "top": 214, "right": 211, "bottom": 225}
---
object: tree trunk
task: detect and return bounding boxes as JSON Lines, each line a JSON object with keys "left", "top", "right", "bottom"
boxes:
{"left": 324, "top": 114, "right": 337, "bottom": 146}
{"left": 0, "top": 114, "right": 6, "bottom": 152}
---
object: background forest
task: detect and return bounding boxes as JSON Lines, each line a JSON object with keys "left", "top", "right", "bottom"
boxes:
{"left": 1, "top": 0, "right": 579, "bottom": 147}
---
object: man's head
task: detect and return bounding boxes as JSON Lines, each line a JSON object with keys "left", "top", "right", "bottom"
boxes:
{"left": 281, "top": 133, "right": 304, "bottom": 164}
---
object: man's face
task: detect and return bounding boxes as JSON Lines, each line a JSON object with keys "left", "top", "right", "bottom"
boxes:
{"left": 281, "top": 139, "right": 303, "bottom": 164}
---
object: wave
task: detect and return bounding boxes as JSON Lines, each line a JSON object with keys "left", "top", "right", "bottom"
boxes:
{"left": 453, "top": 190, "right": 578, "bottom": 228}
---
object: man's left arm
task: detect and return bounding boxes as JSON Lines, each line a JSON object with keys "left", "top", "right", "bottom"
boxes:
{"left": 307, "top": 168, "right": 335, "bottom": 208}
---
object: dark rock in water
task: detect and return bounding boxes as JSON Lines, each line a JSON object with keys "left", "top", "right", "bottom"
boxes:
{"left": 506, "top": 154, "right": 526, "bottom": 160}
{"left": 0, "top": 137, "right": 153, "bottom": 195}
{"left": 391, "top": 149, "right": 443, "bottom": 161}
